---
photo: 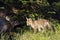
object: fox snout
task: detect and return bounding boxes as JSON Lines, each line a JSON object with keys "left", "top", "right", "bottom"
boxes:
{"left": 26, "top": 21, "right": 30, "bottom": 26}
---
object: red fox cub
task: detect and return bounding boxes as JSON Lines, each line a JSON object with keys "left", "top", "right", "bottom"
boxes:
{"left": 26, "top": 18, "right": 54, "bottom": 33}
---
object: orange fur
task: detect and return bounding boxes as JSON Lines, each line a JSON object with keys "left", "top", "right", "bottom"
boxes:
{"left": 26, "top": 18, "right": 53, "bottom": 33}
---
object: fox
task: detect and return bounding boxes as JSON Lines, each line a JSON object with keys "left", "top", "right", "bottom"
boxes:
{"left": 26, "top": 18, "right": 54, "bottom": 33}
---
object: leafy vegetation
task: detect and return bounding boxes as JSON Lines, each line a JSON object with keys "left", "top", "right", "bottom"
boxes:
{"left": 0, "top": 0, "right": 60, "bottom": 40}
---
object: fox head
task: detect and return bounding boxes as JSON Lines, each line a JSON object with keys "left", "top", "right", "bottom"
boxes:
{"left": 26, "top": 18, "right": 33, "bottom": 26}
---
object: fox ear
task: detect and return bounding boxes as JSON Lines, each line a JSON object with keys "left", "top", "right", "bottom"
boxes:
{"left": 26, "top": 17, "right": 28, "bottom": 19}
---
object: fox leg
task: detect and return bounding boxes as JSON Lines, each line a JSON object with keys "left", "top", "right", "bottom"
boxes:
{"left": 42, "top": 27, "right": 46, "bottom": 33}
{"left": 33, "top": 28, "right": 37, "bottom": 33}
{"left": 47, "top": 22, "right": 55, "bottom": 32}
{"left": 38, "top": 28, "right": 41, "bottom": 32}
{"left": 38, "top": 27, "right": 41, "bottom": 32}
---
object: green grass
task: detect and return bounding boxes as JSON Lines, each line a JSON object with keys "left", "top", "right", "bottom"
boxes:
{"left": 1, "top": 29, "right": 60, "bottom": 40}
{"left": 18, "top": 31, "right": 60, "bottom": 40}
{"left": 1, "top": 23, "right": 60, "bottom": 40}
